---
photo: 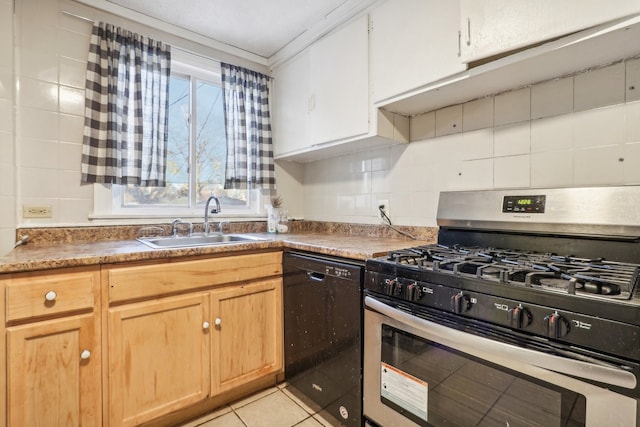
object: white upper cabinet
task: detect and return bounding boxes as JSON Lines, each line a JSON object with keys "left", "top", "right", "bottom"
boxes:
{"left": 272, "top": 50, "right": 310, "bottom": 157}
{"left": 272, "top": 15, "right": 368, "bottom": 158}
{"left": 309, "top": 14, "right": 369, "bottom": 145}
{"left": 370, "top": 0, "right": 467, "bottom": 104}
{"left": 272, "top": 14, "right": 410, "bottom": 161}
{"left": 460, "top": 0, "right": 640, "bottom": 63}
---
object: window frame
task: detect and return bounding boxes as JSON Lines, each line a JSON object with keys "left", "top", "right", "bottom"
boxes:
{"left": 90, "top": 50, "right": 268, "bottom": 221}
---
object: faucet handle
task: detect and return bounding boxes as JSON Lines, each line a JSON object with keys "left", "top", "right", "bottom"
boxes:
{"left": 171, "top": 218, "right": 193, "bottom": 237}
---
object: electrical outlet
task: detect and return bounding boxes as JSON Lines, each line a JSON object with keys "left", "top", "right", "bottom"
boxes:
{"left": 377, "top": 199, "right": 390, "bottom": 220}
{"left": 23, "top": 205, "right": 53, "bottom": 218}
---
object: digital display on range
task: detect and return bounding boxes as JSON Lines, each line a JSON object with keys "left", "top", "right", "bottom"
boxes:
{"left": 502, "top": 195, "right": 546, "bottom": 213}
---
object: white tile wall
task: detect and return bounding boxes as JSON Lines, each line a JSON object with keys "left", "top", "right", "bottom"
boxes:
{"left": 626, "top": 101, "right": 640, "bottom": 142}
{"left": 531, "top": 115, "right": 573, "bottom": 152}
{"left": 462, "top": 97, "right": 494, "bottom": 132}
{"left": 410, "top": 111, "right": 435, "bottom": 141}
{"left": 460, "top": 129, "right": 493, "bottom": 161}
{"left": 1, "top": 0, "right": 14, "bottom": 255}
{"left": 11, "top": 0, "right": 93, "bottom": 231}
{"left": 59, "top": 57, "right": 86, "bottom": 88}
{"left": 494, "top": 122, "right": 530, "bottom": 157}
{"left": 627, "top": 58, "right": 640, "bottom": 102}
{"left": 0, "top": 162, "right": 14, "bottom": 196}
{"left": 0, "top": 99, "right": 12, "bottom": 133}
{"left": 573, "top": 104, "right": 626, "bottom": 148}
{"left": 302, "top": 60, "right": 640, "bottom": 227}
{"left": 531, "top": 77, "right": 573, "bottom": 120}
{"left": 435, "top": 104, "right": 462, "bottom": 136}
{"left": 574, "top": 63, "right": 625, "bottom": 111}
{"left": 494, "top": 87, "right": 530, "bottom": 126}
{"left": 19, "top": 137, "right": 60, "bottom": 169}
{"left": 0, "top": 2, "right": 12, "bottom": 69}
{"left": 460, "top": 158, "right": 493, "bottom": 190}
{"left": 494, "top": 155, "right": 530, "bottom": 189}
{"left": 20, "top": 49, "right": 58, "bottom": 83}
{"left": 0, "top": 68, "right": 12, "bottom": 99}
{"left": 530, "top": 150, "right": 573, "bottom": 188}
{"left": 20, "top": 77, "right": 59, "bottom": 111}
{"left": 573, "top": 146, "right": 624, "bottom": 186}
{"left": 0, "top": 131, "right": 14, "bottom": 162}
{"left": 622, "top": 142, "right": 640, "bottom": 183}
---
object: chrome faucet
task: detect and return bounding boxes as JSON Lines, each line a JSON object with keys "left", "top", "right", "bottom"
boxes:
{"left": 171, "top": 218, "right": 193, "bottom": 237}
{"left": 203, "top": 196, "right": 221, "bottom": 235}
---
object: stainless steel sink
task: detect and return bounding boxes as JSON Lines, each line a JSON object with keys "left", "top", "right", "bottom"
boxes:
{"left": 136, "top": 234, "right": 266, "bottom": 249}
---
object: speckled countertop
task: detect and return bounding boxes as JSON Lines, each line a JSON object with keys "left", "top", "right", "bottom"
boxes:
{"left": 0, "top": 222, "right": 438, "bottom": 274}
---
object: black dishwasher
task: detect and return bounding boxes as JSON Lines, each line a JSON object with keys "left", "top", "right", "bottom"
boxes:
{"left": 283, "top": 251, "right": 364, "bottom": 427}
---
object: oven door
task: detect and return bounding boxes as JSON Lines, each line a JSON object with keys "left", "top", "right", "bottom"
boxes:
{"left": 363, "top": 295, "right": 638, "bottom": 427}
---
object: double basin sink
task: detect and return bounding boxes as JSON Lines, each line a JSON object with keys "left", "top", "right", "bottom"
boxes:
{"left": 137, "top": 234, "right": 266, "bottom": 249}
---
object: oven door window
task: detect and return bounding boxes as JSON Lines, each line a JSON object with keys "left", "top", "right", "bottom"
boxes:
{"left": 380, "top": 324, "right": 586, "bottom": 427}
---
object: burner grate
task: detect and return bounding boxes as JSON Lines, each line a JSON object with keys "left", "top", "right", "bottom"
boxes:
{"left": 382, "top": 244, "right": 639, "bottom": 300}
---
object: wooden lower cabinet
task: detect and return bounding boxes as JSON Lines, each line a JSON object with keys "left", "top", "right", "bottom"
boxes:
{"left": 107, "top": 293, "right": 211, "bottom": 427}
{"left": 211, "top": 278, "right": 283, "bottom": 395}
{"left": 2, "top": 252, "right": 283, "bottom": 427}
{"left": 7, "top": 313, "right": 101, "bottom": 427}
{"left": 104, "top": 253, "right": 284, "bottom": 426}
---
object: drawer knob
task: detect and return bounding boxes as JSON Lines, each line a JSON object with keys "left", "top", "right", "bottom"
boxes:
{"left": 202, "top": 321, "right": 210, "bottom": 329}
{"left": 80, "top": 349, "right": 91, "bottom": 360}
{"left": 44, "top": 291, "right": 57, "bottom": 301}
{"left": 214, "top": 318, "right": 222, "bottom": 326}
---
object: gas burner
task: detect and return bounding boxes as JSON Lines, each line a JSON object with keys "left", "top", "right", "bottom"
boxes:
{"left": 379, "top": 244, "right": 639, "bottom": 300}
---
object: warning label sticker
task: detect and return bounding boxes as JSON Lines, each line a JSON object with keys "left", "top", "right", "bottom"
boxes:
{"left": 380, "top": 362, "right": 429, "bottom": 422}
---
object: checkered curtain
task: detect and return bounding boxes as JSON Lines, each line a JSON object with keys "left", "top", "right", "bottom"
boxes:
{"left": 81, "top": 22, "right": 171, "bottom": 186}
{"left": 221, "top": 63, "right": 276, "bottom": 190}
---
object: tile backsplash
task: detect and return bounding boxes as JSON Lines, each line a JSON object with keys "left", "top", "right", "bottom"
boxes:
{"left": 301, "top": 58, "right": 640, "bottom": 227}
{"left": 0, "top": 0, "right": 15, "bottom": 255}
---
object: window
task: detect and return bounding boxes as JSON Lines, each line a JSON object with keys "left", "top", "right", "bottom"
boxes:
{"left": 101, "top": 53, "right": 264, "bottom": 219}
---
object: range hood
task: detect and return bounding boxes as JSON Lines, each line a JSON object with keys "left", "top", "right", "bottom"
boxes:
{"left": 379, "top": 13, "right": 640, "bottom": 116}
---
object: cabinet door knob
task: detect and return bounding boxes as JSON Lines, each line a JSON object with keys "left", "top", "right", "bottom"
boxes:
{"left": 44, "top": 291, "right": 57, "bottom": 301}
{"left": 202, "top": 321, "right": 210, "bottom": 329}
{"left": 80, "top": 349, "right": 91, "bottom": 360}
{"left": 214, "top": 318, "right": 222, "bottom": 326}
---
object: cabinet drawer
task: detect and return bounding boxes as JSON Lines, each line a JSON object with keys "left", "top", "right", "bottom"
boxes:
{"left": 5, "top": 267, "right": 98, "bottom": 323}
{"left": 107, "top": 251, "right": 283, "bottom": 303}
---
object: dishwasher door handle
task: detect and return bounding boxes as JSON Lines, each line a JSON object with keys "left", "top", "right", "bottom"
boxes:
{"left": 307, "top": 271, "right": 326, "bottom": 282}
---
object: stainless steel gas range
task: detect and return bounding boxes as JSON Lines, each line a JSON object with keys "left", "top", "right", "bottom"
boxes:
{"left": 363, "top": 186, "right": 640, "bottom": 427}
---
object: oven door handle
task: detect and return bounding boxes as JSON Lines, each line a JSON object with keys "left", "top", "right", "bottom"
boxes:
{"left": 365, "top": 296, "right": 637, "bottom": 390}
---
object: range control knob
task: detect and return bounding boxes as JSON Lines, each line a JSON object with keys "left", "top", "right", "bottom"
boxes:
{"left": 384, "top": 278, "right": 402, "bottom": 296}
{"left": 508, "top": 305, "right": 532, "bottom": 329}
{"left": 543, "top": 312, "right": 570, "bottom": 338}
{"left": 406, "top": 282, "right": 422, "bottom": 301}
{"left": 450, "top": 292, "right": 471, "bottom": 314}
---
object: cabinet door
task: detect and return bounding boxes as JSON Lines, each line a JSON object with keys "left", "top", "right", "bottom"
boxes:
{"left": 7, "top": 313, "right": 100, "bottom": 427}
{"left": 460, "top": 0, "right": 640, "bottom": 63}
{"left": 211, "top": 278, "right": 283, "bottom": 395}
{"left": 273, "top": 50, "right": 310, "bottom": 156}
{"left": 370, "top": 0, "right": 466, "bottom": 103}
{"left": 108, "top": 293, "right": 210, "bottom": 427}
{"left": 309, "top": 15, "right": 369, "bottom": 144}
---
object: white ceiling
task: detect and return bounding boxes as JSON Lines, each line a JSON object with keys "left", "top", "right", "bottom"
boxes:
{"left": 107, "top": 0, "right": 362, "bottom": 59}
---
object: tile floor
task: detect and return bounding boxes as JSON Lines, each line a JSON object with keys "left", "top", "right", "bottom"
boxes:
{"left": 179, "top": 383, "right": 341, "bottom": 427}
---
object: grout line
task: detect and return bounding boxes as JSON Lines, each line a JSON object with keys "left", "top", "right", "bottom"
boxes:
{"left": 180, "top": 388, "right": 333, "bottom": 427}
